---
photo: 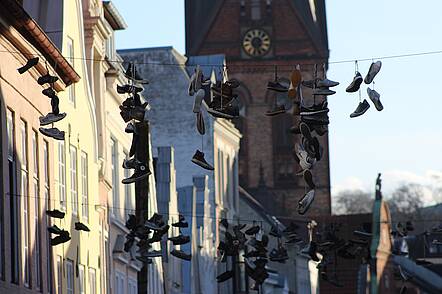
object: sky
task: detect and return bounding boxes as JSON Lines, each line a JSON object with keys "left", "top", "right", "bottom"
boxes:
{"left": 112, "top": 0, "right": 442, "bottom": 205}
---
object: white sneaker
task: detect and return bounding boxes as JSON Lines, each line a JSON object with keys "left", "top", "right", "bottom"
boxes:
{"left": 295, "top": 143, "right": 314, "bottom": 170}
{"left": 364, "top": 61, "right": 382, "bottom": 84}
{"left": 367, "top": 88, "right": 383, "bottom": 111}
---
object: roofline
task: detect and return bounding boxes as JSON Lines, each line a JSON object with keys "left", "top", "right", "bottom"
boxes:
{"left": 1, "top": 0, "right": 79, "bottom": 86}
{"left": 117, "top": 46, "right": 174, "bottom": 53}
{"left": 103, "top": 1, "right": 128, "bottom": 31}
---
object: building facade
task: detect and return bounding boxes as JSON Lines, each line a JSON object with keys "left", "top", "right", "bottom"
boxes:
{"left": 185, "top": 0, "right": 331, "bottom": 218}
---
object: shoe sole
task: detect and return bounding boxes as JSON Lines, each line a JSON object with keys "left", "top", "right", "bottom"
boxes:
{"left": 313, "top": 90, "right": 336, "bottom": 96}
{"left": 300, "top": 109, "right": 329, "bottom": 116}
{"left": 121, "top": 171, "right": 150, "bottom": 184}
{"left": 191, "top": 158, "right": 214, "bottom": 170}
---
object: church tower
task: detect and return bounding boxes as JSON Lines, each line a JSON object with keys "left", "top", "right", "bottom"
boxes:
{"left": 185, "top": 0, "right": 331, "bottom": 217}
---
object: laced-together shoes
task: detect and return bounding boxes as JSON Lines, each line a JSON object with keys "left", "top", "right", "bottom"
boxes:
{"left": 191, "top": 149, "right": 214, "bottom": 170}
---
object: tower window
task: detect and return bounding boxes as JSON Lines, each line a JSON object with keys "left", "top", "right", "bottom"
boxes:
{"left": 251, "top": 0, "right": 261, "bottom": 20}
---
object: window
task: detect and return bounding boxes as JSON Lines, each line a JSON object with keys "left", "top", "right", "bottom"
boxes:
{"left": 110, "top": 138, "right": 119, "bottom": 217}
{"left": 251, "top": 0, "right": 261, "bottom": 20}
{"left": 128, "top": 278, "right": 137, "bottom": 294}
{"left": 20, "top": 120, "right": 30, "bottom": 288}
{"left": 7, "top": 109, "right": 19, "bottom": 283}
{"left": 81, "top": 152, "right": 89, "bottom": 220}
{"left": 124, "top": 152, "right": 133, "bottom": 220}
{"left": 89, "top": 268, "right": 96, "bottom": 294}
{"left": 66, "top": 260, "right": 74, "bottom": 294}
{"left": 115, "top": 271, "right": 125, "bottom": 294}
{"left": 67, "top": 37, "right": 75, "bottom": 105}
{"left": 58, "top": 142, "right": 66, "bottom": 209}
{"left": 79, "top": 264, "right": 85, "bottom": 294}
{"left": 32, "top": 131, "right": 42, "bottom": 290}
{"left": 105, "top": 33, "right": 114, "bottom": 59}
{"left": 57, "top": 256, "right": 62, "bottom": 294}
{"left": 70, "top": 145, "right": 78, "bottom": 215}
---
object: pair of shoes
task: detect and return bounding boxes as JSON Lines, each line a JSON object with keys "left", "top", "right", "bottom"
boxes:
{"left": 50, "top": 230, "right": 71, "bottom": 246}
{"left": 191, "top": 149, "right": 214, "bottom": 170}
{"left": 303, "top": 78, "right": 338, "bottom": 96}
{"left": 350, "top": 88, "right": 383, "bottom": 118}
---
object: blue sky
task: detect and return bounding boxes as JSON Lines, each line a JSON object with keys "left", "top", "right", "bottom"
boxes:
{"left": 112, "top": 0, "right": 442, "bottom": 205}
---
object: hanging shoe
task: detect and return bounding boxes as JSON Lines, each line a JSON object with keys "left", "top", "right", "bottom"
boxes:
{"left": 217, "top": 270, "right": 234, "bottom": 283}
{"left": 191, "top": 150, "right": 214, "bottom": 170}
{"left": 313, "top": 87, "right": 336, "bottom": 96}
{"left": 301, "top": 241, "right": 320, "bottom": 262}
{"left": 298, "top": 189, "right": 315, "bottom": 215}
{"left": 269, "top": 226, "right": 282, "bottom": 238}
{"left": 172, "top": 215, "right": 188, "bottom": 228}
{"left": 46, "top": 209, "right": 65, "bottom": 219}
{"left": 125, "top": 123, "right": 135, "bottom": 134}
{"left": 302, "top": 79, "right": 319, "bottom": 89}
{"left": 140, "top": 250, "right": 162, "bottom": 258}
{"left": 364, "top": 61, "right": 382, "bottom": 84}
{"left": 50, "top": 230, "right": 71, "bottom": 246}
{"left": 125, "top": 214, "right": 137, "bottom": 230}
{"left": 75, "top": 222, "right": 90, "bottom": 232}
{"left": 220, "top": 218, "right": 229, "bottom": 229}
{"left": 122, "top": 164, "right": 151, "bottom": 184}
{"left": 265, "top": 104, "right": 286, "bottom": 116}
{"left": 207, "top": 103, "right": 238, "bottom": 119}
{"left": 294, "top": 143, "right": 314, "bottom": 171}
{"left": 267, "top": 80, "right": 288, "bottom": 92}
{"left": 119, "top": 105, "right": 149, "bottom": 123}
{"left": 38, "top": 74, "right": 59, "bottom": 85}
{"left": 269, "top": 246, "right": 289, "bottom": 263}
{"left": 144, "top": 220, "right": 167, "bottom": 232}
{"left": 303, "top": 170, "right": 315, "bottom": 189}
{"left": 124, "top": 63, "right": 149, "bottom": 84}
{"left": 350, "top": 99, "right": 370, "bottom": 118}
{"left": 196, "top": 112, "right": 205, "bottom": 135}
{"left": 47, "top": 225, "right": 64, "bottom": 235}
{"left": 18, "top": 57, "right": 39, "bottom": 74}
{"left": 346, "top": 72, "right": 363, "bottom": 92}
{"left": 301, "top": 112, "right": 330, "bottom": 125}
{"left": 42, "top": 87, "right": 57, "bottom": 99}
{"left": 245, "top": 225, "right": 260, "bottom": 236}
{"left": 170, "top": 249, "right": 191, "bottom": 261}
{"left": 317, "top": 78, "right": 339, "bottom": 88}
{"left": 300, "top": 101, "right": 329, "bottom": 116}
{"left": 39, "top": 112, "right": 67, "bottom": 126}
{"left": 136, "top": 256, "right": 153, "bottom": 264}
{"left": 122, "top": 157, "right": 144, "bottom": 170}
{"left": 168, "top": 235, "right": 190, "bottom": 245}
{"left": 193, "top": 88, "right": 205, "bottom": 113}
{"left": 288, "top": 69, "right": 302, "bottom": 98}
{"left": 38, "top": 127, "right": 65, "bottom": 140}
{"left": 367, "top": 88, "right": 383, "bottom": 111}
{"left": 117, "top": 84, "right": 143, "bottom": 94}
{"left": 300, "top": 122, "right": 314, "bottom": 145}
{"left": 188, "top": 65, "right": 203, "bottom": 95}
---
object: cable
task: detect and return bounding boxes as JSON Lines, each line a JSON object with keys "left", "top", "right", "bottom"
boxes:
{"left": 5, "top": 48, "right": 442, "bottom": 68}
{"left": 5, "top": 192, "right": 442, "bottom": 225}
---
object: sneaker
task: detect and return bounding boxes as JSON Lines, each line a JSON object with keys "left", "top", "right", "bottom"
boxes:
{"left": 207, "top": 103, "right": 238, "bottom": 119}
{"left": 18, "top": 57, "right": 39, "bottom": 74}
{"left": 313, "top": 87, "right": 336, "bottom": 96}
{"left": 117, "top": 84, "right": 143, "bottom": 94}
{"left": 170, "top": 249, "right": 191, "bottom": 261}
{"left": 122, "top": 165, "right": 151, "bottom": 184}
{"left": 196, "top": 111, "right": 205, "bottom": 135}
{"left": 367, "top": 88, "right": 383, "bottom": 111}
{"left": 217, "top": 270, "right": 234, "bottom": 283}
{"left": 298, "top": 189, "right": 315, "bottom": 215}
{"left": 46, "top": 209, "right": 65, "bottom": 219}
{"left": 265, "top": 104, "right": 286, "bottom": 116}
{"left": 364, "top": 61, "right": 382, "bottom": 84}
{"left": 294, "top": 143, "right": 314, "bottom": 171}
{"left": 288, "top": 69, "right": 302, "bottom": 98}
{"left": 346, "top": 72, "right": 363, "bottom": 92}
{"left": 75, "top": 222, "right": 90, "bottom": 232}
{"left": 50, "top": 230, "right": 70, "bottom": 246}
{"left": 303, "top": 170, "right": 315, "bottom": 189}
{"left": 168, "top": 235, "right": 190, "bottom": 245}
{"left": 317, "top": 78, "right": 339, "bottom": 88}
{"left": 39, "top": 127, "right": 65, "bottom": 140}
{"left": 124, "top": 63, "right": 149, "bottom": 84}
{"left": 245, "top": 225, "right": 260, "bottom": 236}
{"left": 301, "top": 112, "right": 330, "bottom": 125}
{"left": 193, "top": 89, "right": 205, "bottom": 113}
{"left": 119, "top": 106, "right": 148, "bottom": 123}
{"left": 300, "top": 122, "right": 314, "bottom": 145}
{"left": 47, "top": 225, "right": 63, "bottom": 235}
{"left": 172, "top": 215, "right": 188, "bottom": 228}
{"left": 300, "top": 101, "right": 329, "bottom": 116}
{"left": 269, "top": 246, "right": 289, "bottom": 262}
{"left": 269, "top": 226, "right": 282, "bottom": 238}
{"left": 144, "top": 220, "right": 167, "bottom": 232}
{"left": 122, "top": 158, "right": 142, "bottom": 169}
{"left": 39, "top": 113, "right": 67, "bottom": 126}
{"left": 350, "top": 99, "right": 370, "bottom": 118}
{"left": 191, "top": 150, "right": 214, "bottom": 170}
{"left": 125, "top": 123, "right": 135, "bottom": 134}
{"left": 42, "top": 87, "right": 57, "bottom": 98}
{"left": 38, "top": 74, "right": 58, "bottom": 85}
{"left": 267, "top": 81, "right": 288, "bottom": 92}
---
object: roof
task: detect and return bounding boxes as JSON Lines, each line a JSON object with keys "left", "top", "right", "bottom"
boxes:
{"left": 103, "top": 1, "right": 127, "bottom": 30}
{"left": 0, "top": 0, "right": 79, "bottom": 86}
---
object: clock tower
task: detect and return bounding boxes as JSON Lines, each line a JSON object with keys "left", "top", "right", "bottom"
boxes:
{"left": 185, "top": 0, "right": 331, "bottom": 218}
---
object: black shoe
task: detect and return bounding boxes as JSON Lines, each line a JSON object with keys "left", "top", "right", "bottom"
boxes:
{"left": 47, "top": 225, "right": 63, "bottom": 235}
{"left": 75, "top": 222, "right": 90, "bottom": 232}
{"left": 269, "top": 246, "right": 289, "bottom": 263}
{"left": 125, "top": 214, "right": 137, "bottom": 230}
{"left": 136, "top": 256, "right": 153, "bottom": 264}
{"left": 267, "top": 81, "right": 288, "bottom": 92}
{"left": 346, "top": 71, "right": 363, "bottom": 92}
{"left": 300, "top": 101, "right": 329, "bottom": 116}
{"left": 303, "top": 170, "right": 315, "bottom": 189}
{"left": 207, "top": 103, "right": 239, "bottom": 119}
{"left": 46, "top": 209, "right": 65, "bottom": 219}
{"left": 302, "top": 79, "right": 318, "bottom": 89}
{"left": 117, "top": 84, "right": 143, "bottom": 94}
{"left": 50, "top": 231, "right": 70, "bottom": 246}
{"left": 119, "top": 105, "right": 148, "bottom": 123}
{"left": 124, "top": 63, "right": 149, "bottom": 84}
{"left": 38, "top": 74, "right": 59, "bottom": 85}
{"left": 265, "top": 104, "right": 286, "bottom": 116}
{"left": 144, "top": 220, "right": 167, "bottom": 232}
{"left": 244, "top": 249, "right": 267, "bottom": 259}
{"left": 217, "top": 270, "right": 234, "bottom": 283}
{"left": 39, "top": 113, "right": 67, "bottom": 126}
{"left": 168, "top": 235, "right": 190, "bottom": 245}
{"left": 18, "top": 57, "right": 39, "bottom": 74}
{"left": 269, "top": 226, "right": 282, "bottom": 238}
{"left": 170, "top": 249, "right": 191, "bottom": 261}
{"left": 42, "top": 87, "right": 57, "bottom": 99}
{"left": 220, "top": 218, "right": 229, "bottom": 229}
{"left": 39, "top": 127, "right": 65, "bottom": 140}
{"left": 285, "top": 234, "right": 303, "bottom": 244}
{"left": 245, "top": 225, "right": 260, "bottom": 236}
{"left": 122, "top": 165, "right": 151, "bottom": 184}
{"left": 301, "top": 113, "right": 329, "bottom": 125}
{"left": 350, "top": 99, "right": 370, "bottom": 118}
{"left": 172, "top": 215, "right": 188, "bottom": 228}
{"left": 125, "top": 123, "right": 136, "bottom": 134}
{"left": 191, "top": 150, "right": 214, "bottom": 170}
{"left": 298, "top": 189, "right": 315, "bottom": 215}
{"left": 122, "top": 158, "right": 143, "bottom": 170}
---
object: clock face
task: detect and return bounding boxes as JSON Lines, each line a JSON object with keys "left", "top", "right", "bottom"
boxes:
{"left": 242, "top": 29, "right": 271, "bottom": 57}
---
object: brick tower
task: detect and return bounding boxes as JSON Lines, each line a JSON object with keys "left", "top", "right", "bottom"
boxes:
{"left": 185, "top": 0, "right": 331, "bottom": 217}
